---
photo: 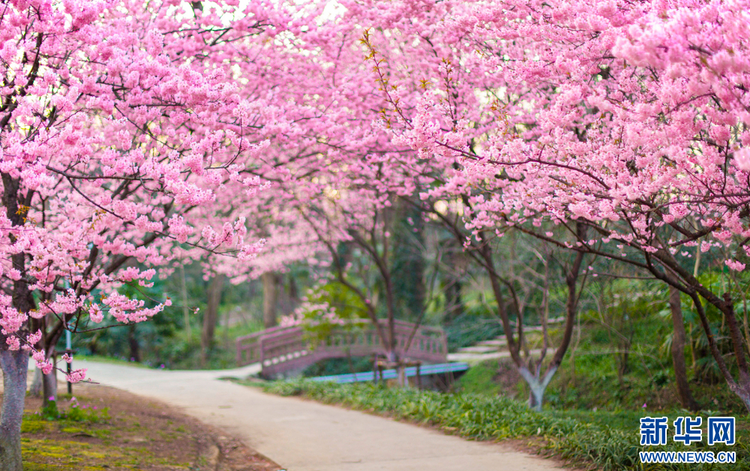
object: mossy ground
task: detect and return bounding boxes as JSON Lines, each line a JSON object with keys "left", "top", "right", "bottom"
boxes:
{"left": 14, "top": 383, "right": 280, "bottom": 471}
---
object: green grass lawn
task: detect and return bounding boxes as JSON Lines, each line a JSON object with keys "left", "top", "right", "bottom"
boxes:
{"left": 76, "top": 355, "right": 151, "bottom": 369}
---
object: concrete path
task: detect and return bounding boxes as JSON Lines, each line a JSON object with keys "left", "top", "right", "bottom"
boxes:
{"left": 68, "top": 360, "right": 564, "bottom": 471}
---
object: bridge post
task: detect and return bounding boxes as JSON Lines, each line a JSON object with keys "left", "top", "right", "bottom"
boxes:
{"left": 259, "top": 336, "right": 265, "bottom": 367}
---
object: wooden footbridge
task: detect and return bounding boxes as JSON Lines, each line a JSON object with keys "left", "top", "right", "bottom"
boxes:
{"left": 235, "top": 320, "right": 448, "bottom": 377}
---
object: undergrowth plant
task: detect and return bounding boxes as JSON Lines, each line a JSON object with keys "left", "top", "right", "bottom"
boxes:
{"left": 39, "top": 398, "right": 109, "bottom": 424}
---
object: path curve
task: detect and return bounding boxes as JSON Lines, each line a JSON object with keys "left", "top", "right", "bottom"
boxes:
{"left": 72, "top": 360, "right": 564, "bottom": 471}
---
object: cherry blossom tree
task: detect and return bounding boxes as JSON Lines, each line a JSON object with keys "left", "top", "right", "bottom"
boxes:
{"left": 0, "top": 0, "right": 303, "bottom": 466}
{"left": 245, "top": 0, "right": 579, "bottom": 392}
{"left": 201, "top": 5, "right": 435, "bottom": 373}
{"left": 365, "top": 0, "right": 750, "bottom": 408}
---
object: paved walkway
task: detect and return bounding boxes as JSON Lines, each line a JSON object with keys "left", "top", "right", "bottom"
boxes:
{"left": 67, "top": 360, "right": 564, "bottom": 471}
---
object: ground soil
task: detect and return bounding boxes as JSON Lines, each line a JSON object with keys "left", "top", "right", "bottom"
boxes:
{"left": 12, "top": 382, "right": 281, "bottom": 471}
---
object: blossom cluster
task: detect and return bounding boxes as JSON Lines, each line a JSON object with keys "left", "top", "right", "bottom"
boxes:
{"left": 0, "top": 0, "right": 299, "bottom": 379}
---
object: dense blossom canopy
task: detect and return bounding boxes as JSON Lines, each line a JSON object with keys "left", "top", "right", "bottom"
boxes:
{"left": 0, "top": 0, "right": 309, "bottom": 375}
{"left": 350, "top": 0, "right": 750, "bottom": 406}
{"left": 3, "top": 0, "right": 750, "bottom": 447}
{"left": 374, "top": 0, "right": 750, "bottom": 269}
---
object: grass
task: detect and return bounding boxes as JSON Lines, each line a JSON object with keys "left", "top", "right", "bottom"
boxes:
{"left": 75, "top": 355, "right": 151, "bottom": 369}
{"left": 263, "top": 379, "right": 750, "bottom": 471}
{"left": 19, "top": 386, "right": 193, "bottom": 470}
{"left": 20, "top": 406, "right": 159, "bottom": 470}
{"left": 456, "top": 361, "right": 503, "bottom": 396}
{"left": 22, "top": 436, "right": 156, "bottom": 470}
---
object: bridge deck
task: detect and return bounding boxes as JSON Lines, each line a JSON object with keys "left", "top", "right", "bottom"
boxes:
{"left": 309, "top": 362, "right": 469, "bottom": 384}
{"left": 236, "top": 320, "right": 448, "bottom": 377}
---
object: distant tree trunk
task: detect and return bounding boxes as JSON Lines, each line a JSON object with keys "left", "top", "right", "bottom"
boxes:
{"left": 277, "top": 273, "right": 300, "bottom": 316}
{"left": 444, "top": 278, "right": 463, "bottom": 324}
{"left": 444, "top": 239, "right": 466, "bottom": 325}
{"left": 201, "top": 274, "right": 225, "bottom": 366}
{"left": 88, "top": 331, "right": 101, "bottom": 356}
{"left": 262, "top": 272, "right": 278, "bottom": 329}
{"left": 42, "top": 368, "right": 57, "bottom": 403}
{"left": 668, "top": 285, "right": 699, "bottom": 411}
{"left": 30, "top": 367, "right": 42, "bottom": 397}
{"left": 391, "top": 201, "right": 425, "bottom": 321}
{"left": 29, "top": 316, "right": 44, "bottom": 397}
{"left": 288, "top": 274, "right": 299, "bottom": 305}
{"left": 39, "top": 318, "right": 62, "bottom": 406}
{"left": 616, "top": 306, "right": 633, "bottom": 387}
{"left": 128, "top": 324, "right": 140, "bottom": 363}
{"left": 180, "top": 263, "right": 191, "bottom": 337}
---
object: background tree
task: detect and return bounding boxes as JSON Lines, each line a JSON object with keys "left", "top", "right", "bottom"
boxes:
{"left": 201, "top": 273, "right": 225, "bottom": 366}
{"left": 262, "top": 271, "right": 278, "bottom": 329}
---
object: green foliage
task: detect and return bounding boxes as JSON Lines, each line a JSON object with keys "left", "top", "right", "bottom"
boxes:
{"left": 302, "top": 356, "right": 374, "bottom": 377}
{"left": 456, "top": 361, "right": 501, "bottom": 396}
{"left": 299, "top": 281, "right": 370, "bottom": 330}
{"left": 445, "top": 313, "right": 503, "bottom": 351}
{"left": 20, "top": 417, "right": 52, "bottom": 434}
{"left": 39, "top": 399, "right": 109, "bottom": 424}
{"left": 293, "top": 281, "right": 374, "bottom": 353}
{"left": 41, "top": 400, "right": 60, "bottom": 421}
{"left": 265, "top": 380, "right": 750, "bottom": 471}
{"left": 63, "top": 404, "right": 110, "bottom": 424}
{"left": 72, "top": 260, "right": 269, "bottom": 369}
{"left": 390, "top": 202, "right": 426, "bottom": 321}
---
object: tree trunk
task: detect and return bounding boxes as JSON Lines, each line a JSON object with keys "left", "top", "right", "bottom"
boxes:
{"left": 42, "top": 368, "right": 57, "bottom": 404}
{"left": 721, "top": 293, "right": 750, "bottom": 409}
{"left": 668, "top": 285, "right": 699, "bottom": 411}
{"left": 128, "top": 324, "right": 140, "bottom": 363}
{"left": 38, "top": 322, "right": 65, "bottom": 406}
{"left": 520, "top": 366, "right": 558, "bottom": 412}
{"left": 653, "top": 247, "right": 750, "bottom": 410}
{"left": 278, "top": 273, "right": 301, "bottom": 316}
{"left": 444, "top": 278, "right": 463, "bottom": 325}
{"left": 519, "top": 242, "right": 584, "bottom": 410}
{"left": 444, "top": 237, "right": 467, "bottom": 325}
{"left": 288, "top": 274, "right": 299, "bottom": 309}
{"left": 506, "top": 226, "right": 586, "bottom": 410}
{"left": 180, "top": 264, "right": 191, "bottom": 337}
{"left": 391, "top": 201, "right": 426, "bottom": 321}
{"left": 262, "top": 272, "right": 278, "bottom": 329}
{"left": 1, "top": 172, "right": 35, "bottom": 469}
{"left": 0, "top": 350, "right": 28, "bottom": 471}
{"left": 201, "top": 274, "right": 225, "bottom": 366}
{"left": 29, "top": 367, "right": 42, "bottom": 397}
{"left": 687, "top": 291, "right": 750, "bottom": 411}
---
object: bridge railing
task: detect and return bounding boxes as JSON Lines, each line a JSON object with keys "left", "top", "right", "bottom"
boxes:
{"left": 235, "top": 319, "right": 448, "bottom": 376}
